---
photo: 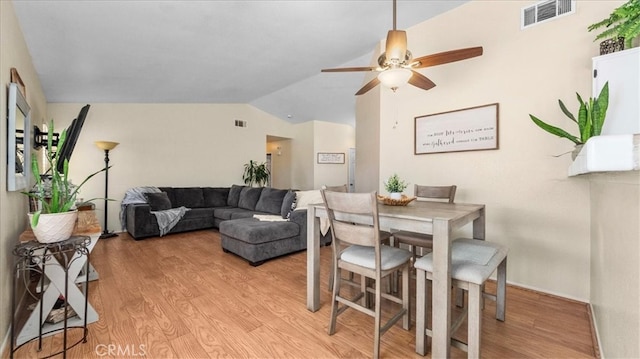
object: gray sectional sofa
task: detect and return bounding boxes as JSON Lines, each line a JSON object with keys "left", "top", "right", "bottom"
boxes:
{"left": 124, "top": 185, "right": 331, "bottom": 265}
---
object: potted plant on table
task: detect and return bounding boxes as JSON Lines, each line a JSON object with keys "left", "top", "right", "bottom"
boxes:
{"left": 242, "top": 160, "right": 270, "bottom": 187}
{"left": 23, "top": 120, "right": 106, "bottom": 243}
{"left": 528, "top": 82, "right": 609, "bottom": 159}
{"left": 588, "top": 0, "right": 640, "bottom": 52}
{"left": 384, "top": 173, "right": 408, "bottom": 200}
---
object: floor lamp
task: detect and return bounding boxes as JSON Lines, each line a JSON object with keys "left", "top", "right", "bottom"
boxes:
{"left": 95, "top": 141, "right": 119, "bottom": 239}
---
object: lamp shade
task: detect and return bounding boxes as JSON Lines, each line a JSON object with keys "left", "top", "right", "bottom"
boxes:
{"left": 95, "top": 141, "right": 119, "bottom": 151}
{"left": 377, "top": 68, "right": 412, "bottom": 90}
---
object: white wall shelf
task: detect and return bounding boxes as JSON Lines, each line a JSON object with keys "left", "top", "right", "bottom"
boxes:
{"left": 569, "top": 134, "right": 640, "bottom": 176}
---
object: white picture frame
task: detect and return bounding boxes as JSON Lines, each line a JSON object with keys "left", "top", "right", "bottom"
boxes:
{"left": 415, "top": 103, "right": 499, "bottom": 155}
{"left": 317, "top": 152, "right": 345, "bottom": 164}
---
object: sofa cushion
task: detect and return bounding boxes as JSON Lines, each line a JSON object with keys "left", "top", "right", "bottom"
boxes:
{"left": 174, "top": 187, "right": 205, "bottom": 208}
{"left": 230, "top": 211, "right": 262, "bottom": 219}
{"left": 281, "top": 190, "right": 297, "bottom": 219}
{"left": 227, "top": 185, "right": 245, "bottom": 207}
{"left": 203, "top": 187, "right": 229, "bottom": 207}
{"left": 214, "top": 207, "right": 249, "bottom": 220}
{"left": 159, "top": 187, "right": 176, "bottom": 206}
{"left": 238, "top": 187, "right": 263, "bottom": 210}
{"left": 219, "top": 218, "right": 299, "bottom": 244}
{"left": 145, "top": 192, "right": 172, "bottom": 211}
{"left": 255, "top": 188, "right": 288, "bottom": 215}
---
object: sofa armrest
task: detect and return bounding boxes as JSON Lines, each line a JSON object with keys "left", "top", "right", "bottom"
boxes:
{"left": 125, "top": 203, "right": 160, "bottom": 239}
{"left": 289, "top": 209, "right": 332, "bottom": 245}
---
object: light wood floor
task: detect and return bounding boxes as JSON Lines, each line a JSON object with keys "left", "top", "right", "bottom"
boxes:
{"left": 8, "top": 230, "right": 598, "bottom": 358}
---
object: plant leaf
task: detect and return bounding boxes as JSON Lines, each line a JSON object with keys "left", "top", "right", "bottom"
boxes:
{"left": 558, "top": 99, "right": 577, "bottom": 123}
{"left": 529, "top": 115, "right": 581, "bottom": 144}
{"left": 593, "top": 82, "right": 609, "bottom": 136}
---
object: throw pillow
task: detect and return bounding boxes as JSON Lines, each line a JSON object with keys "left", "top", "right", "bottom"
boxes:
{"left": 174, "top": 187, "right": 205, "bottom": 208}
{"left": 145, "top": 192, "right": 172, "bottom": 211}
{"left": 255, "top": 188, "right": 288, "bottom": 215}
{"left": 294, "top": 190, "right": 323, "bottom": 211}
{"left": 281, "top": 190, "right": 297, "bottom": 219}
{"left": 203, "top": 187, "right": 229, "bottom": 207}
{"left": 227, "top": 185, "right": 245, "bottom": 207}
{"left": 238, "top": 187, "right": 263, "bottom": 210}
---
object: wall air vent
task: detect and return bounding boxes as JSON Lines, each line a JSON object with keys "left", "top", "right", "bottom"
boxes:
{"left": 521, "top": 0, "right": 575, "bottom": 29}
{"left": 234, "top": 119, "right": 247, "bottom": 128}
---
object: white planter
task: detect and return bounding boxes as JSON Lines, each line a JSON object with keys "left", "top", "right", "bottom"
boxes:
{"left": 389, "top": 192, "right": 403, "bottom": 200}
{"left": 28, "top": 210, "right": 78, "bottom": 243}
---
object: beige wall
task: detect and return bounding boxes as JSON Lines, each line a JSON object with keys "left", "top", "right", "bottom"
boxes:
{"left": 355, "top": 86, "right": 382, "bottom": 193}
{"left": 379, "top": 1, "right": 621, "bottom": 302}
{"left": 313, "top": 121, "right": 355, "bottom": 189}
{"left": 267, "top": 139, "right": 292, "bottom": 189}
{"left": 589, "top": 172, "right": 639, "bottom": 359}
{"left": 46, "top": 103, "right": 298, "bottom": 231}
{"left": 0, "top": 0, "right": 48, "bottom": 349}
{"left": 289, "top": 121, "right": 355, "bottom": 190}
{"left": 359, "top": 0, "right": 624, "bottom": 300}
{"left": 356, "top": 0, "right": 636, "bottom": 356}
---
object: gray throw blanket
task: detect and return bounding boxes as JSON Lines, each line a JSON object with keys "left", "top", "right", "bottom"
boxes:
{"left": 119, "top": 186, "right": 161, "bottom": 230}
{"left": 152, "top": 207, "right": 190, "bottom": 237}
{"left": 119, "top": 186, "right": 190, "bottom": 236}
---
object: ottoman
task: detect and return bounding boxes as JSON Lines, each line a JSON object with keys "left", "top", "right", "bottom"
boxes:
{"left": 219, "top": 218, "right": 304, "bottom": 266}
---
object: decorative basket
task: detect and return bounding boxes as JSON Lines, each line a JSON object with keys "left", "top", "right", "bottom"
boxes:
{"left": 599, "top": 37, "right": 624, "bottom": 55}
{"left": 377, "top": 194, "right": 416, "bottom": 206}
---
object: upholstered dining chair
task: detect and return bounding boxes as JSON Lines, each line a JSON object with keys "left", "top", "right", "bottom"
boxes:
{"left": 321, "top": 190, "right": 412, "bottom": 359}
{"left": 393, "top": 185, "right": 457, "bottom": 263}
{"left": 414, "top": 238, "right": 508, "bottom": 358}
{"left": 322, "top": 184, "right": 393, "bottom": 292}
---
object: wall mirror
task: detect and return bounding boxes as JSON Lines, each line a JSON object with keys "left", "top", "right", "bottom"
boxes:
{"left": 7, "top": 82, "right": 31, "bottom": 191}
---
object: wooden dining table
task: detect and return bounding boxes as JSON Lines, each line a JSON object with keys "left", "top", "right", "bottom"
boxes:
{"left": 306, "top": 199, "right": 485, "bottom": 359}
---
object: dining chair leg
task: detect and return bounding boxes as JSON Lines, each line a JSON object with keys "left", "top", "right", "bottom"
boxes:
{"left": 496, "top": 258, "right": 507, "bottom": 321}
{"left": 402, "top": 264, "right": 410, "bottom": 330}
{"left": 415, "top": 268, "right": 427, "bottom": 355}
{"left": 373, "top": 278, "right": 382, "bottom": 359}
{"left": 328, "top": 267, "right": 341, "bottom": 335}
{"left": 468, "top": 283, "right": 482, "bottom": 359}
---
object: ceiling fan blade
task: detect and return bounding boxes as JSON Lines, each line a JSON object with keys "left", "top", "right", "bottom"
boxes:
{"left": 413, "top": 47, "right": 483, "bottom": 68}
{"left": 321, "top": 66, "right": 377, "bottom": 73}
{"left": 408, "top": 70, "right": 436, "bottom": 91}
{"left": 385, "top": 30, "right": 407, "bottom": 62}
{"left": 355, "top": 77, "right": 381, "bottom": 96}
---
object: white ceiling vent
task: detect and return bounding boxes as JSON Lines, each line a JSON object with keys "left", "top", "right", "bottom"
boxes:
{"left": 521, "top": 0, "right": 575, "bottom": 29}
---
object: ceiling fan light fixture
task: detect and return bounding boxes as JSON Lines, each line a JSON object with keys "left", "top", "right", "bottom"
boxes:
{"left": 377, "top": 68, "right": 412, "bottom": 91}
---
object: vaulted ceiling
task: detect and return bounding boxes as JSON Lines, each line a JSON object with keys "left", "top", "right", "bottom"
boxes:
{"left": 12, "top": 0, "right": 468, "bottom": 126}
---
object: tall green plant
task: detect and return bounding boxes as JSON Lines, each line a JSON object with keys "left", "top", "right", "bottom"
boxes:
{"left": 23, "top": 119, "right": 107, "bottom": 226}
{"left": 588, "top": 0, "right": 640, "bottom": 48}
{"left": 242, "top": 160, "right": 270, "bottom": 187}
{"left": 529, "top": 82, "right": 609, "bottom": 145}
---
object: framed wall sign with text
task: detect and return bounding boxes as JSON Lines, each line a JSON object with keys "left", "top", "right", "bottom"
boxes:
{"left": 317, "top": 152, "right": 345, "bottom": 164}
{"left": 415, "top": 103, "right": 499, "bottom": 155}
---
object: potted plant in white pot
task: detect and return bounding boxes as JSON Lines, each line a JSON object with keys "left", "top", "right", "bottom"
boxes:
{"left": 384, "top": 173, "right": 408, "bottom": 200}
{"left": 23, "top": 120, "right": 106, "bottom": 243}
{"left": 242, "top": 160, "right": 270, "bottom": 187}
{"left": 529, "top": 82, "right": 609, "bottom": 159}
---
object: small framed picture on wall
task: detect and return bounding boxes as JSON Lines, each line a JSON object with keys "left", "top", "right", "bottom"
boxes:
{"left": 317, "top": 152, "right": 345, "bottom": 164}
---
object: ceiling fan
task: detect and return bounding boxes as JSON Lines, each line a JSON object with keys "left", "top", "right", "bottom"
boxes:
{"left": 321, "top": 0, "right": 483, "bottom": 95}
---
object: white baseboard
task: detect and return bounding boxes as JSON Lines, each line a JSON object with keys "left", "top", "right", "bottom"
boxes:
{"left": 504, "top": 279, "right": 589, "bottom": 303}
{"left": 589, "top": 303, "right": 604, "bottom": 359}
